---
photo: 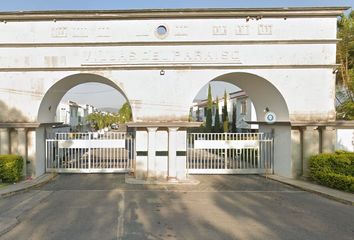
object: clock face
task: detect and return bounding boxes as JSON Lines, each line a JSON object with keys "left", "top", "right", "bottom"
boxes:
{"left": 265, "top": 112, "right": 276, "bottom": 124}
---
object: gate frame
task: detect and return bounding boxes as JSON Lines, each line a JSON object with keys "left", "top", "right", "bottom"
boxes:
{"left": 187, "top": 132, "right": 274, "bottom": 174}
{"left": 45, "top": 131, "right": 135, "bottom": 173}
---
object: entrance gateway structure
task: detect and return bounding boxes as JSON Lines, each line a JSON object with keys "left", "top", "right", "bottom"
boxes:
{"left": 0, "top": 7, "right": 348, "bottom": 181}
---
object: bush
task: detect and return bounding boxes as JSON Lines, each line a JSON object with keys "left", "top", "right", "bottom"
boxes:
{"left": 0, "top": 155, "right": 23, "bottom": 183}
{"left": 309, "top": 151, "right": 354, "bottom": 192}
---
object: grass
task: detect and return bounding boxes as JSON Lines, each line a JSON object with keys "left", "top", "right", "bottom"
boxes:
{"left": 0, "top": 182, "right": 9, "bottom": 188}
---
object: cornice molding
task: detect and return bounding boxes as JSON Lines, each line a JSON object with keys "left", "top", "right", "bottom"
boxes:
{"left": 0, "top": 39, "right": 339, "bottom": 48}
{"left": 0, "top": 7, "right": 348, "bottom": 21}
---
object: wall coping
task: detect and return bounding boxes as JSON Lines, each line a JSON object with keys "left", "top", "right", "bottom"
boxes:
{"left": 0, "top": 7, "right": 348, "bottom": 21}
{"left": 127, "top": 121, "right": 202, "bottom": 128}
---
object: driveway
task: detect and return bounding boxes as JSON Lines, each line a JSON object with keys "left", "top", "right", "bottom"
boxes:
{"left": 0, "top": 174, "right": 353, "bottom": 240}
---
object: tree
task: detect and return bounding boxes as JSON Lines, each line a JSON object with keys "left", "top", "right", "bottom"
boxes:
{"left": 188, "top": 107, "right": 193, "bottom": 122}
{"left": 337, "top": 100, "right": 354, "bottom": 120}
{"left": 222, "top": 90, "right": 229, "bottom": 132}
{"left": 205, "top": 84, "right": 213, "bottom": 132}
{"left": 86, "top": 112, "right": 105, "bottom": 130}
{"left": 336, "top": 11, "right": 354, "bottom": 119}
{"left": 213, "top": 97, "right": 222, "bottom": 133}
{"left": 117, "top": 102, "right": 132, "bottom": 123}
{"left": 231, "top": 103, "right": 237, "bottom": 133}
{"left": 86, "top": 112, "right": 120, "bottom": 130}
{"left": 196, "top": 107, "right": 201, "bottom": 121}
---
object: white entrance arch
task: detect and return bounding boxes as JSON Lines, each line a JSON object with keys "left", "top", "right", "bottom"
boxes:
{"left": 212, "top": 72, "right": 289, "bottom": 122}
{"left": 188, "top": 72, "right": 292, "bottom": 176}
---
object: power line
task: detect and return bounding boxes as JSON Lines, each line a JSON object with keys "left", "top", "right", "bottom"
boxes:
{"left": 53, "top": 89, "right": 118, "bottom": 94}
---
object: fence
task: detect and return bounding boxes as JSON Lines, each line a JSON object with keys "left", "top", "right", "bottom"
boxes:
{"left": 46, "top": 132, "right": 134, "bottom": 173}
{"left": 187, "top": 132, "right": 273, "bottom": 174}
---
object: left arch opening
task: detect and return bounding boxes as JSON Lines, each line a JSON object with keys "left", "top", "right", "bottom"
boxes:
{"left": 37, "top": 73, "right": 132, "bottom": 127}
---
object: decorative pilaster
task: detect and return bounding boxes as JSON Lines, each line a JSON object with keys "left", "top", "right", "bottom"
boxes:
{"left": 27, "top": 129, "right": 36, "bottom": 177}
{"left": 168, "top": 127, "right": 178, "bottom": 180}
{"left": 147, "top": 127, "right": 158, "bottom": 179}
{"left": 302, "top": 126, "right": 320, "bottom": 178}
{"left": 0, "top": 128, "right": 10, "bottom": 154}
{"left": 17, "top": 128, "right": 27, "bottom": 176}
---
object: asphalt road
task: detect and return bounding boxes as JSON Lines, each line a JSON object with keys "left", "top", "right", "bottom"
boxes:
{"left": 0, "top": 174, "right": 353, "bottom": 240}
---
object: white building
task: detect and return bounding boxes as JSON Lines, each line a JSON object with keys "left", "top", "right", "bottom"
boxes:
{"left": 55, "top": 101, "right": 97, "bottom": 131}
{"left": 191, "top": 90, "right": 258, "bottom": 131}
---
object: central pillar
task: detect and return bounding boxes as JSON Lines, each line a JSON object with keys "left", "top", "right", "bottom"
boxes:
{"left": 128, "top": 122, "right": 200, "bottom": 183}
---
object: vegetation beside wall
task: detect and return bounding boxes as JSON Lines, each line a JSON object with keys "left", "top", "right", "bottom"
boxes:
{"left": 336, "top": 11, "right": 354, "bottom": 120}
{"left": 0, "top": 155, "right": 23, "bottom": 183}
{"left": 309, "top": 151, "right": 354, "bottom": 193}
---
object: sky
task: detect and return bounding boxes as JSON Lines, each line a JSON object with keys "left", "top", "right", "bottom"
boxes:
{"left": 1, "top": 0, "right": 353, "bottom": 110}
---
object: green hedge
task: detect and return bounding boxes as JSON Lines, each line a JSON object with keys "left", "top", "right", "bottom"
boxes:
{"left": 309, "top": 151, "right": 354, "bottom": 193}
{"left": 0, "top": 155, "right": 23, "bottom": 183}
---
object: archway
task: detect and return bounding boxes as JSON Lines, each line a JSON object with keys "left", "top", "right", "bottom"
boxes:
{"left": 38, "top": 73, "right": 131, "bottom": 124}
{"left": 34, "top": 73, "right": 134, "bottom": 176}
{"left": 188, "top": 72, "right": 292, "bottom": 177}
{"left": 190, "top": 72, "right": 289, "bottom": 125}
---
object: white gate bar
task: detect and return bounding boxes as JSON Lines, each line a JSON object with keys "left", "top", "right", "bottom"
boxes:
{"left": 188, "top": 169, "right": 269, "bottom": 174}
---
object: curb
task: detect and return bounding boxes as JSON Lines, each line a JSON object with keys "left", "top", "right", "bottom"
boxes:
{"left": 0, "top": 217, "right": 19, "bottom": 237}
{"left": 0, "top": 173, "right": 57, "bottom": 198}
{"left": 264, "top": 175, "right": 354, "bottom": 206}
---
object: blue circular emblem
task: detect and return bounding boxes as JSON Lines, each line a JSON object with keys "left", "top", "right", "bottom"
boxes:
{"left": 265, "top": 112, "right": 276, "bottom": 124}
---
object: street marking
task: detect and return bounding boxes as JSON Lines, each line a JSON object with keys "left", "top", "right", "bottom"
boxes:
{"left": 117, "top": 192, "right": 125, "bottom": 240}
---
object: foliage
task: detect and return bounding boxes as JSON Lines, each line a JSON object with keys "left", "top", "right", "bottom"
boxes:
{"left": 205, "top": 84, "right": 213, "bottom": 133}
{"left": 196, "top": 107, "right": 201, "bottom": 121}
{"left": 336, "top": 100, "right": 354, "bottom": 120}
{"left": 86, "top": 112, "right": 108, "bottom": 130}
{"left": 336, "top": 11, "right": 354, "bottom": 119}
{"left": 0, "top": 155, "right": 23, "bottom": 183}
{"left": 117, "top": 102, "right": 132, "bottom": 124}
{"left": 86, "top": 102, "right": 132, "bottom": 130}
{"left": 309, "top": 151, "right": 354, "bottom": 192}
{"left": 222, "top": 90, "right": 229, "bottom": 132}
{"left": 231, "top": 103, "right": 237, "bottom": 133}
{"left": 213, "top": 97, "right": 222, "bottom": 133}
{"left": 188, "top": 107, "right": 193, "bottom": 122}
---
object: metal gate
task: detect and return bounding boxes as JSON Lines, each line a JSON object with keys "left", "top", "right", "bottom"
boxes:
{"left": 46, "top": 132, "right": 135, "bottom": 173}
{"left": 187, "top": 132, "right": 273, "bottom": 174}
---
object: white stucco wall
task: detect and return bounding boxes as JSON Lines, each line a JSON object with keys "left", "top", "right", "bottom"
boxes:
{"left": 0, "top": 11, "right": 338, "bottom": 124}
{"left": 336, "top": 129, "right": 354, "bottom": 152}
{"left": 0, "top": 8, "right": 345, "bottom": 179}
